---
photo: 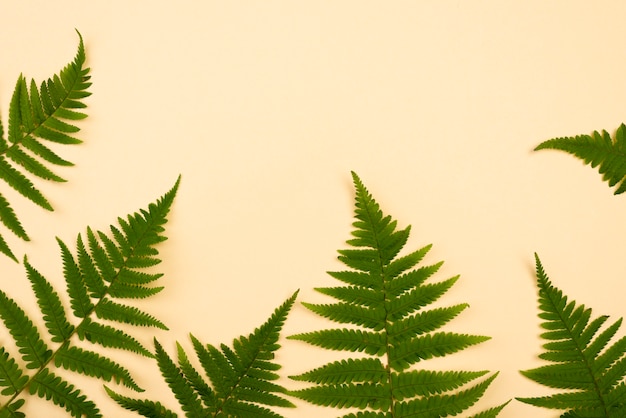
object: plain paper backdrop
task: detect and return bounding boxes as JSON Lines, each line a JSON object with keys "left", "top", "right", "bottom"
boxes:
{"left": 2, "top": 2, "right": 626, "bottom": 417}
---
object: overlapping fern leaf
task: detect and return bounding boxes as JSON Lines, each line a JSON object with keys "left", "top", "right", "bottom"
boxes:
{"left": 535, "top": 123, "right": 626, "bottom": 195}
{"left": 288, "top": 172, "right": 508, "bottom": 417}
{"left": 107, "top": 291, "right": 298, "bottom": 417}
{"left": 0, "top": 178, "right": 179, "bottom": 417}
{"left": 518, "top": 254, "right": 626, "bottom": 417}
{"left": 0, "top": 32, "right": 91, "bottom": 261}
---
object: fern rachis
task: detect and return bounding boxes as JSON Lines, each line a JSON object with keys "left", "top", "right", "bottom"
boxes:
{"left": 0, "top": 178, "right": 179, "bottom": 417}
{"left": 288, "top": 172, "right": 509, "bottom": 417}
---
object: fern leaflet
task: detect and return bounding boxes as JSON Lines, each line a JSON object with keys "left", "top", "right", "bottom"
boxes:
{"left": 288, "top": 172, "right": 507, "bottom": 417}
{"left": 0, "top": 31, "right": 91, "bottom": 261}
{"left": 517, "top": 254, "right": 626, "bottom": 417}
{"left": 108, "top": 291, "right": 298, "bottom": 417}
{"left": 535, "top": 123, "right": 626, "bottom": 195}
{"left": 0, "top": 178, "right": 179, "bottom": 417}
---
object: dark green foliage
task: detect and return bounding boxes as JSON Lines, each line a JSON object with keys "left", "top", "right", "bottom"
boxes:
{"left": 517, "top": 254, "right": 626, "bottom": 417}
{"left": 288, "top": 172, "right": 507, "bottom": 417}
{"left": 535, "top": 123, "right": 626, "bottom": 195}
{"left": 0, "top": 178, "right": 179, "bottom": 417}
{"left": 0, "top": 32, "right": 91, "bottom": 261}
{"left": 108, "top": 291, "right": 298, "bottom": 417}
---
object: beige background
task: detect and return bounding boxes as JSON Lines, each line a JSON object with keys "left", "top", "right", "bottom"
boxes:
{"left": 2, "top": 2, "right": 626, "bottom": 417}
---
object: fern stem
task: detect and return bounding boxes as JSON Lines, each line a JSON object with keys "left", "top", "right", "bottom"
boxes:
{"left": 357, "top": 179, "right": 397, "bottom": 416}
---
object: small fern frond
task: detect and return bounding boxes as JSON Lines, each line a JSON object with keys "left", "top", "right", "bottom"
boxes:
{"left": 535, "top": 123, "right": 626, "bottom": 194}
{"left": 0, "top": 31, "right": 91, "bottom": 261}
{"left": 0, "top": 178, "right": 179, "bottom": 417}
{"left": 517, "top": 254, "right": 626, "bottom": 417}
{"left": 288, "top": 172, "right": 507, "bottom": 417}
{"left": 109, "top": 291, "right": 298, "bottom": 417}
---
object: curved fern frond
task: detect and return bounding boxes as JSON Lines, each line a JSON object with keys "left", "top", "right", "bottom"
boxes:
{"left": 0, "top": 31, "right": 91, "bottom": 261}
{"left": 535, "top": 123, "right": 626, "bottom": 195}
{"left": 108, "top": 291, "right": 298, "bottom": 417}
{"left": 288, "top": 172, "right": 507, "bottom": 417}
{"left": 517, "top": 254, "right": 626, "bottom": 417}
{"left": 0, "top": 178, "right": 179, "bottom": 417}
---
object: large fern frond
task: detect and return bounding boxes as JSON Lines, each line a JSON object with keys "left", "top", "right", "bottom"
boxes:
{"left": 108, "top": 291, "right": 298, "bottom": 417}
{"left": 0, "top": 178, "right": 179, "bottom": 417}
{"left": 517, "top": 254, "right": 626, "bottom": 417}
{"left": 0, "top": 31, "right": 91, "bottom": 261}
{"left": 288, "top": 172, "right": 507, "bottom": 417}
{"left": 535, "top": 123, "right": 626, "bottom": 195}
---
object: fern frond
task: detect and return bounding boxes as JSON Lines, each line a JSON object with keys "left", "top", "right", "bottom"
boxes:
{"left": 535, "top": 123, "right": 626, "bottom": 194}
{"left": 288, "top": 172, "right": 507, "bottom": 416}
{"left": 0, "top": 31, "right": 91, "bottom": 260}
{"left": 109, "top": 292, "right": 298, "bottom": 417}
{"left": 517, "top": 254, "right": 626, "bottom": 417}
{"left": 0, "top": 178, "right": 180, "bottom": 416}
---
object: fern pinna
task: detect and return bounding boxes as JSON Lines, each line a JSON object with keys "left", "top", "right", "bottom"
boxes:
{"left": 288, "top": 172, "right": 507, "bottom": 417}
{"left": 0, "top": 32, "right": 91, "bottom": 261}
{"left": 107, "top": 291, "right": 298, "bottom": 417}
{"left": 0, "top": 178, "right": 179, "bottom": 417}
{"left": 535, "top": 123, "right": 626, "bottom": 195}
{"left": 518, "top": 254, "right": 626, "bottom": 417}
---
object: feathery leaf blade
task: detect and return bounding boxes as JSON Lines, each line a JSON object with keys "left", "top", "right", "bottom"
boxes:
{"left": 24, "top": 257, "right": 74, "bottom": 342}
{"left": 105, "top": 386, "right": 178, "bottom": 418}
{"left": 176, "top": 342, "right": 216, "bottom": 408}
{"left": 290, "top": 358, "right": 387, "bottom": 385}
{"left": 95, "top": 298, "right": 168, "bottom": 329}
{"left": 0, "top": 177, "right": 180, "bottom": 415}
{"left": 0, "top": 398, "right": 25, "bottom": 418}
{"left": 112, "top": 292, "right": 297, "bottom": 417}
{"left": 29, "top": 369, "right": 100, "bottom": 418}
{"left": 76, "top": 319, "right": 152, "bottom": 358}
{"left": 0, "top": 348, "right": 28, "bottom": 396}
{"left": 519, "top": 254, "right": 626, "bottom": 416}
{"left": 59, "top": 238, "right": 94, "bottom": 319}
{"left": 395, "top": 373, "right": 498, "bottom": 418}
{"left": 0, "top": 32, "right": 91, "bottom": 259}
{"left": 54, "top": 345, "right": 142, "bottom": 391}
{"left": 535, "top": 124, "right": 626, "bottom": 194}
{"left": 289, "top": 172, "right": 505, "bottom": 416}
{"left": 0, "top": 289, "right": 51, "bottom": 369}
{"left": 153, "top": 339, "right": 207, "bottom": 417}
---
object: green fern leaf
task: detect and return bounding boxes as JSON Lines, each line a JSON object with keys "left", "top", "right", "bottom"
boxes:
{"left": 154, "top": 338, "right": 208, "bottom": 417}
{"left": 109, "top": 292, "right": 298, "bottom": 418}
{"left": 517, "top": 254, "right": 626, "bottom": 417}
{"left": 0, "top": 31, "right": 91, "bottom": 260}
{"left": 29, "top": 368, "right": 99, "bottom": 418}
{"left": 0, "top": 348, "right": 28, "bottom": 396}
{"left": 104, "top": 386, "right": 178, "bottom": 417}
{"left": 0, "top": 290, "right": 52, "bottom": 369}
{"left": 95, "top": 298, "right": 168, "bottom": 330}
{"left": 288, "top": 172, "right": 507, "bottom": 417}
{"left": 535, "top": 123, "right": 626, "bottom": 194}
{"left": 54, "top": 345, "right": 141, "bottom": 391}
{"left": 24, "top": 257, "right": 74, "bottom": 343}
{"left": 0, "top": 178, "right": 180, "bottom": 416}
